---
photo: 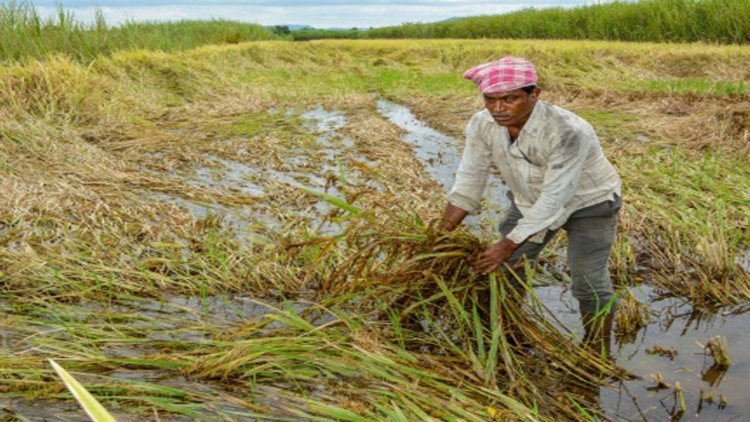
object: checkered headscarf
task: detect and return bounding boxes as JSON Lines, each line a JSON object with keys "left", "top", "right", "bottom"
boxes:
{"left": 463, "top": 56, "right": 538, "bottom": 94}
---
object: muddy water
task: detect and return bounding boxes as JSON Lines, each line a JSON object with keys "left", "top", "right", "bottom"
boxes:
{"left": 376, "top": 99, "right": 463, "bottom": 192}
{"left": 380, "top": 100, "right": 750, "bottom": 421}
{"left": 152, "top": 106, "right": 357, "bottom": 236}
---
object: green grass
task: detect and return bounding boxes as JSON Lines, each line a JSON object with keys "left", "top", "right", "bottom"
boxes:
{"left": 363, "top": 0, "right": 750, "bottom": 44}
{"left": 49, "top": 359, "right": 118, "bottom": 422}
{"left": 239, "top": 68, "right": 371, "bottom": 98}
{"left": 575, "top": 110, "right": 639, "bottom": 131}
{"left": 369, "top": 68, "right": 471, "bottom": 96}
{"left": 640, "top": 79, "right": 750, "bottom": 96}
{"left": 293, "top": 28, "right": 362, "bottom": 41}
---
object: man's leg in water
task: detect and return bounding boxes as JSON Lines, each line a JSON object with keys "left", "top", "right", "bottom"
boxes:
{"left": 564, "top": 195, "right": 622, "bottom": 357}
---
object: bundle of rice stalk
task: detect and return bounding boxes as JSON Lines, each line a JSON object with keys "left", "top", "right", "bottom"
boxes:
{"left": 288, "top": 192, "right": 627, "bottom": 419}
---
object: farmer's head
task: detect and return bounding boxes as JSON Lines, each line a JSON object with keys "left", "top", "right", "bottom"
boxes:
{"left": 464, "top": 56, "right": 540, "bottom": 128}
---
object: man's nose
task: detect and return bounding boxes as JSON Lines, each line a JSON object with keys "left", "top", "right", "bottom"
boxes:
{"left": 491, "top": 100, "right": 505, "bottom": 112}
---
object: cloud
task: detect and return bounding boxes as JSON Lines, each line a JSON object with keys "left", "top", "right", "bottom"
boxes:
{"left": 31, "top": 0, "right": 587, "bottom": 7}
{"left": 29, "top": 1, "right": 593, "bottom": 28}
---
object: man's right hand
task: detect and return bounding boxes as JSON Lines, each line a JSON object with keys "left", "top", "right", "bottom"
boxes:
{"left": 472, "top": 238, "right": 520, "bottom": 275}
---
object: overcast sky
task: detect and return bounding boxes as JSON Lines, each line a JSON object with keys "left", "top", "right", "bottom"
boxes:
{"left": 26, "top": 0, "right": 604, "bottom": 28}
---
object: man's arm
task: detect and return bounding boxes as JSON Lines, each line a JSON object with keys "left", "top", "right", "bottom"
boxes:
{"left": 442, "top": 202, "right": 521, "bottom": 274}
{"left": 446, "top": 115, "right": 493, "bottom": 216}
{"left": 505, "top": 129, "right": 593, "bottom": 245}
{"left": 441, "top": 203, "right": 469, "bottom": 231}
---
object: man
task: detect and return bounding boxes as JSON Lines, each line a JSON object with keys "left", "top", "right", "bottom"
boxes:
{"left": 442, "top": 56, "right": 622, "bottom": 354}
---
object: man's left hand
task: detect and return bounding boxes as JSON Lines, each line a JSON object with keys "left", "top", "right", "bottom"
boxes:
{"left": 472, "top": 238, "right": 520, "bottom": 275}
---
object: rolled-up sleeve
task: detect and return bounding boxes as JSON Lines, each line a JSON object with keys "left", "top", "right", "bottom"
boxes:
{"left": 447, "top": 118, "right": 492, "bottom": 214}
{"left": 506, "top": 128, "right": 593, "bottom": 244}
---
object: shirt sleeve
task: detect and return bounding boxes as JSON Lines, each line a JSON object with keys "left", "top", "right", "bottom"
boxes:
{"left": 447, "top": 117, "right": 492, "bottom": 214}
{"left": 506, "top": 127, "right": 594, "bottom": 244}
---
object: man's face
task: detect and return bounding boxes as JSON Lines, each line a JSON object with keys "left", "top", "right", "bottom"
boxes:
{"left": 483, "top": 87, "right": 540, "bottom": 128}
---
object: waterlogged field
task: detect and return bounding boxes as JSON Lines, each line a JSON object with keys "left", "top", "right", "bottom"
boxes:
{"left": 0, "top": 40, "right": 749, "bottom": 421}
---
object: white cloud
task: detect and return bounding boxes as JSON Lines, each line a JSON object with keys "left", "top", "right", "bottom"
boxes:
{"left": 32, "top": 1, "right": 593, "bottom": 28}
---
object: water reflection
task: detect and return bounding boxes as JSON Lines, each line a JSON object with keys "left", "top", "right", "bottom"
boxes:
{"left": 535, "top": 283, "right": 750, "bottom": 420}
{"left": 701, "top": 363, "right": 728, "bottom": 387}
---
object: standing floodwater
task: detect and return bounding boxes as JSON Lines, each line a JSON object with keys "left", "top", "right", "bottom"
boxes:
{"left": 377, "top": 99, "right": 510, "bottom": 234}
{"left": 376, "top": 99, "right": 463, "bottom": 192}
{"left": 538, "top": 284, "right": 750, "bottom": 420}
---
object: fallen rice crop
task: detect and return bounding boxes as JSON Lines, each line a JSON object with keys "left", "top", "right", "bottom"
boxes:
{"left": 0, "top": 38, "right": 748, "bottom": 420}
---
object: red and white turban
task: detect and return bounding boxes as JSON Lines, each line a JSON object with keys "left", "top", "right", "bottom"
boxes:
{"left": 463, "top": 56, "right": 538, "bottom": 94}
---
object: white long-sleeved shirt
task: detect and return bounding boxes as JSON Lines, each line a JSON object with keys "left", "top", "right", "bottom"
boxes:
{"left": 448, "top": 101, "right": 622, "bottom": 244}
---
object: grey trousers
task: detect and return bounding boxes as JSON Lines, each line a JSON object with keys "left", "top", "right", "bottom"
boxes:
{"left": 500, "top": 194, "right": 622, "bottom": 314}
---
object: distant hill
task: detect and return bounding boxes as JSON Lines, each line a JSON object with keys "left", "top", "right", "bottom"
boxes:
{"left": 264, "top": 24, "right": 314, "bottom": 33}
{"left": 286, "top": 24, "right": 315, "bottom": 31}
{"left": 323, "top": 27, "right": 363, "bottom": 31}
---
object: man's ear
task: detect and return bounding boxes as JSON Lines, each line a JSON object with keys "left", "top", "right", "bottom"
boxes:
{"left": 530, "top": 87, "right": 541, "bottom": 100}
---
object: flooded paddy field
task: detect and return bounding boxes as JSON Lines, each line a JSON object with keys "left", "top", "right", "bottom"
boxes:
{"left": 1, "top": 40, "right": 749, "bottom": 421}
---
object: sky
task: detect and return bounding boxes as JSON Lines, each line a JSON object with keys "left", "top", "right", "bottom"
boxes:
{"left": 24, "top": 0, "right": 603, "bottom": 29}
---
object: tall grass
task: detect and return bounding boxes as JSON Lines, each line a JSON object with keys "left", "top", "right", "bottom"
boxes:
{"left": 364, "top": 0, "right": 750, "bottom": 44}
{"left": 0, "top": 1, "right": 279, "bottom": 64}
